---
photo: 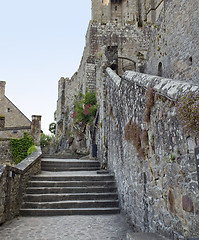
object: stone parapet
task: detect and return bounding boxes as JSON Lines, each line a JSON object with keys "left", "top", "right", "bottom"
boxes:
{"left": 0, "top": 147, "right": 42, "bottom": 224}
{"left": 101, "top": 68, "right": 199, "bottom": 239}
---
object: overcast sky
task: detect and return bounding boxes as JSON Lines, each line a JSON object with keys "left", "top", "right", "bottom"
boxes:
{"left": 0, "top": 0, "right": 91, "bottom": 133}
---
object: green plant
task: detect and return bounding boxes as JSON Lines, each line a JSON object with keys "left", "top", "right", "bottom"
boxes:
{"left": 71, "top": 89, "right": 97, "bottom": 124}
{"left": 176, "top": 92, "right": 199, "bottom": 133}
{"left": 49, "top": 122, "right": 56, "bottom": 135}
{"left": 10, "top": 132, "right": 34, "bottom": 164}
{"left": 169, "top": 153, "right": 175, "bottom": 162}
{"left": 27, "top": 145, "right": 36, "bottom": 156}
{"left": 40, "top": 134, "right": 53, "bottom": 148}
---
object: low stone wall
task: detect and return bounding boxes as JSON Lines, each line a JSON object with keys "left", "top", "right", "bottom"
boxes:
{"left": 0, "top": 147, "right": 42, "bottom": 224}
{"left": 0, "top": 139, "right": 13, "bottom": 165}
{"left": 103, "top": 68, "right": 199, "bottom": 239}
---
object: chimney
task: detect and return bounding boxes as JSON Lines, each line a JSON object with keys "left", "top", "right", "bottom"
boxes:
{"left": 0, "top": 81, "right": 6, "bottom": 100}
{"left": 31, "top": 115, "right": 42, "bottom": 146}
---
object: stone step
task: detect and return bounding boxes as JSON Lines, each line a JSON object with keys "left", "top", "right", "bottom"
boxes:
{"left": 20, "top": 207, "right": 120, "bottom": 216}
{"left": 22, "top": 199, "right": 119, "bottom": 209}
{"left": 41, "top": 167, "right": 100, "bottom": 171}
{"left": 41, "top": 159, "right": 100, "bottom": 166}
{"left": 21, "top": 157, "right": 120, "bottom": 216}
{"left": 41, "top": 159, "right": 100, "bottom": 171}
{"left": 23, "top": 193, "right": 119, "bottom": 202}
{"left": 26, "top": 186, "right": 117, "bottom": 194}
{"left": 27, "top": 180, "right": 116, "bottom": 187}
{"left": 30, "top": 175, "right": 114, "bottom": 182}
{"left": 126, "top": 232, "right": 170, "bottom": 240}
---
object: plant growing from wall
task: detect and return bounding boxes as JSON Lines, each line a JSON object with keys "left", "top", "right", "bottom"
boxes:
{"left": 10, "top": 132, "right": 35, "bottom": 164}
{"left": 176, "top": 92, "right": 199, "bottom": 133}
{"left": 27, "top": 145, "right": 36, "bottom": 156}
{"left": 71, "top": 89, "right": 97, "bottom": 125}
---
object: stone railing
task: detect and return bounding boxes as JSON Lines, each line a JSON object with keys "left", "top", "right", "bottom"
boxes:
{"left": 100, "top": 68, "right": 199, "bottom": 240}
{"left": 0, "top": 147, "right": 42, "bottom": 224}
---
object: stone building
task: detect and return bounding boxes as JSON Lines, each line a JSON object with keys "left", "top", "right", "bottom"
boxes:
{"left": 55, "top": 0, "right": 199, "bottom": 238}
{"left": 0, "top": 81, "right": 41, "bottom": 164}
{"left": 0, "top": 81, "right": 31, "bottom": 139}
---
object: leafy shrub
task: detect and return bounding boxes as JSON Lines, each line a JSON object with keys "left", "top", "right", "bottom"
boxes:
{"left": 71, "top": 89, "right": 97, "bottom": 124}
{"left": 27, "top": 145, "right": 36, "bottom": 156}
{"left": 40, "top": 134, "right": 53, "bottom": 148}
{"left": 176, "top": 92, "right": 199, "bottom": 133}
{"left": 10, "top": 132, "right": 34, "bottom": 164}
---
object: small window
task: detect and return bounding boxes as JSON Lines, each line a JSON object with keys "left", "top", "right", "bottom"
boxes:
{"left": 13, "top": 130, "right": 18, "bottom": 134}
{"left": 189, "top": 56, "right": 192, "bottom": 65}
{"left": 8, "top": 108, "right": 10, "bottom": 112}
{"left": 115, "top": 6, "right": 117, "bottom": 11}
{"left": 0, "top": 116, "right": 5, "bottom": 128}
{"left": 158, "top": 62, "right": 163, "bottom": 77}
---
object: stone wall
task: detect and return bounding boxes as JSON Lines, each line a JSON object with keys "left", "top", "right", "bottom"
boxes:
{"left": 144, "top": 0, "right": 199, "bottom": 84}
{"left": 0, "top": 147, "right": 42, "bottom": 224}
{"left": 101, "top": 68, "right": 199, "bottom": 239}
{"left": 0, "top": 127, "right": 31, "bottom": 139}
{"left": 0, "top": 139, "right": 14, "bottom": 165}
{"left": 55, "top": 21, "right": 150, "bottom": 153}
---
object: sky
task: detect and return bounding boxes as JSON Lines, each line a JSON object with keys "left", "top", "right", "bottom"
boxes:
{"left": 0, "top": 0, "right": 91, "bottom": 134}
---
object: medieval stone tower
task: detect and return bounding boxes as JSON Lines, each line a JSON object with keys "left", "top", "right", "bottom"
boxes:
{"left": 91, "top": 0, "right": 164, "bottom": 27}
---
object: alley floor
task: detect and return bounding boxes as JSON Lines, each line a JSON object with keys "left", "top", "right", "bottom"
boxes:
{"left": 0, "top": 214, "right": 132, "bottom": 240}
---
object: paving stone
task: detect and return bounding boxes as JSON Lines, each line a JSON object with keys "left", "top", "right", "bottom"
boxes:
{"left": 0, "top": 214, "right": 132, "bottom": 240}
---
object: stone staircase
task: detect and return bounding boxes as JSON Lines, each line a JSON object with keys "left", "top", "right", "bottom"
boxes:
{"left": 20, "top": 157, "right": 120, "bottom": 216}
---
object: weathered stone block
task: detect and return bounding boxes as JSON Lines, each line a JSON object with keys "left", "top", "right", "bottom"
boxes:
{"left": 182, "top": 195, "right": 194, "bottom": 213}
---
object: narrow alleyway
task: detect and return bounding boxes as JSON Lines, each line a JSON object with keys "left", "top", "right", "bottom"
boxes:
{"left": 0, "top": 214, "right": 132, "bottom": 240}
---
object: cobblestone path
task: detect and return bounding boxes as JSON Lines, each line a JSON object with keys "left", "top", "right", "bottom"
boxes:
{"left": 0, "top": 214, "right": 132, "bottom": 240}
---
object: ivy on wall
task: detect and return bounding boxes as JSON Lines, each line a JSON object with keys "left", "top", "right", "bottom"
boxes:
{"left": 10, "top": 132, "right": 35, "bottom": 164}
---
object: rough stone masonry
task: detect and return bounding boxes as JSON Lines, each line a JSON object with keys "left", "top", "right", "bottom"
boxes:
{"left": 55, "top": 1, "right": 199, "bottom": 239}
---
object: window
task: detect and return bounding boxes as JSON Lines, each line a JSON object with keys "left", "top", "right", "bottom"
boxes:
{"left": 158, "top": 62, "right": 163, "bottom": 77}
{"left": 0, "top": 116, "right": 5, "bottom": 128}
{"left": 8, "top": 108, "right": 10, "bottom": 112}
{"left": 115, "top": 6, "right": 117, "bottom": 11}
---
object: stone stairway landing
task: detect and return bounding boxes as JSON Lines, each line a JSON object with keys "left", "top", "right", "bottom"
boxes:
{"left": 20, "top": 157, "right": 120, "bottom": 216}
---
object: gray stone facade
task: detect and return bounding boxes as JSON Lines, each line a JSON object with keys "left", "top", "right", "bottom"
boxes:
{"left": 54, "top": 1, "right": 199, "bottom": 238}
{"left": 0, "top": 81, "right": 32, "bottom": 138}
{"left": 101, "top": 68, "right": 199, "bottom": 239}
{"left": 144, "top": 0, "right": 199, "bottom": 84}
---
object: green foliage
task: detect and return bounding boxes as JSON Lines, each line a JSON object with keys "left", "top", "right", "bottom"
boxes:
{"left": 27, "top": 145, "right": 36, "bottom": 156}
{"left": 71, "top": 89, "right": 97, "bottom": 124}
{"left": 10, "top": 132, "right": 34, "bottom": 164}
{"left": 49, "top": 122, "right": 56, "bottom": 135}
{"left": 40, "top": 133, "right": 53, "bottom": 148}
{"left": 176, "top": 92, "right": 199, "bottom": 133}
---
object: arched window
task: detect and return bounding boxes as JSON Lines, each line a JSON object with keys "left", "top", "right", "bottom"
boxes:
{"left": 158, "top": 62, "right": 163, "bottom": 77}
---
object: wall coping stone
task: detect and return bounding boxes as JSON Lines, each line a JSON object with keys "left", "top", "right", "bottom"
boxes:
{"left": 106, "top": 68, "right": 199, "bottom": 101}
{"left": 0, "top": 146, "right": 42, "bottom": 178}
{"left": 15, "top": 146, "right": 42, "bottom": 173}
{"left": 122, "top": 71, "right": 199, "bottom": 100}
{"left": 106, "top": 67, "right": 121, "bottom": 87}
